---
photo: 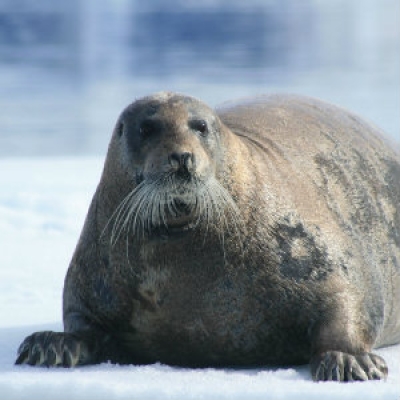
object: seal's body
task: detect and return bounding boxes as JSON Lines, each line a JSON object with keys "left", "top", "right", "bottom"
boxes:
{"left": 16, "top": 93, "right": 400, "bottom": 381}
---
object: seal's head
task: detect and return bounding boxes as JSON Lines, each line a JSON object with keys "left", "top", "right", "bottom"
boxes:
{"left": 103, "top": 92, "right": 238, "bottom": 241}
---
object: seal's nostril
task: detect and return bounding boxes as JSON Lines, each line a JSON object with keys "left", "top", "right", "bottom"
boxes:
{"left": 169, "top": 152, "right": 194, "bottom": 170}
{"left": 168, "top": 152, "right": 180, "bottom": 169}
{"left": 182, "top": 153, "right": 194, "bottom": 170}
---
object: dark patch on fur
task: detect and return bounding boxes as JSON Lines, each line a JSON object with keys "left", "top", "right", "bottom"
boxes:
{"left": 272, "top": 215, "right": 332, "bottom": 282}
{"left": 315, "top": 149, "right": 400, "bottom": 258}
{"left": 314, "top": 149, "right": 391, "bottom": 239}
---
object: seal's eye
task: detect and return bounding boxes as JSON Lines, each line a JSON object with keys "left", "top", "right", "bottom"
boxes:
{"left": 139, "top": 119, "right": 158, "bottom": 138}
{"left": 190, "top": 119, "right": 208, "bottom": 136}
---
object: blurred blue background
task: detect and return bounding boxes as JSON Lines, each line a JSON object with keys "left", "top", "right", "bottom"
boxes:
{"left": 0, "top": 0, "right": 398, "bottom": 157}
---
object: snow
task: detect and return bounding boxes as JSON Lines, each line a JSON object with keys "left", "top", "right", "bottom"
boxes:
{"left": 1, "top": 157, "right": 399, "bottom": 399}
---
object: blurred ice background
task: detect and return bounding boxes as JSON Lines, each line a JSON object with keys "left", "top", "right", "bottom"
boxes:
{"left": 0, "top": 0, "right": 398, "bottom": 157}
{"left": 0, "top": 3, "right": 399, "bottom": 398}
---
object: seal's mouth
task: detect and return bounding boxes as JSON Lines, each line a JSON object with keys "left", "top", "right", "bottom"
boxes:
{"left": 153, "top": 220, "right": 196, "bottom": 239}
{"left": 156, "top": 197, "right": 198, "bottom": 238}
{"left": 109, "top": 174, "right": 242, "bottom": 245}
{"left": 167, "top": 197, "right": 194, "bottom": 219}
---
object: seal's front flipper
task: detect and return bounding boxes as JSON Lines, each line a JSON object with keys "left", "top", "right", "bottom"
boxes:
{"left": 15, "top": 330, "right": 102, "bottom": 367}
{"left": 310, "top": 351, "right": 388, "bottom": 382}
{"left": 309, "top": 302, "right": 388, "bottom": 382}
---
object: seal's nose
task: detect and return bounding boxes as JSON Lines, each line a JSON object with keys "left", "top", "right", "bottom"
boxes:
{"left": 168, "top": 152, "right": 195, "bottom": 172}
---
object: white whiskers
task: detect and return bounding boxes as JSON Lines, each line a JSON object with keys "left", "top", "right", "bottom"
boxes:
{"left": 102, "top": 175, "right": 244, "bottom": 254}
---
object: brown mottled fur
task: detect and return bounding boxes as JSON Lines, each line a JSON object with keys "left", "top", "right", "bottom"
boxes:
{"left": 16, "top": 93, "right": 400, "bottom": 381}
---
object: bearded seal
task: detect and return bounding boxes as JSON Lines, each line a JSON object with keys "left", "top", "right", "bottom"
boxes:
{"left": 16, "top": 92, "right": 400, "bottom": 382}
